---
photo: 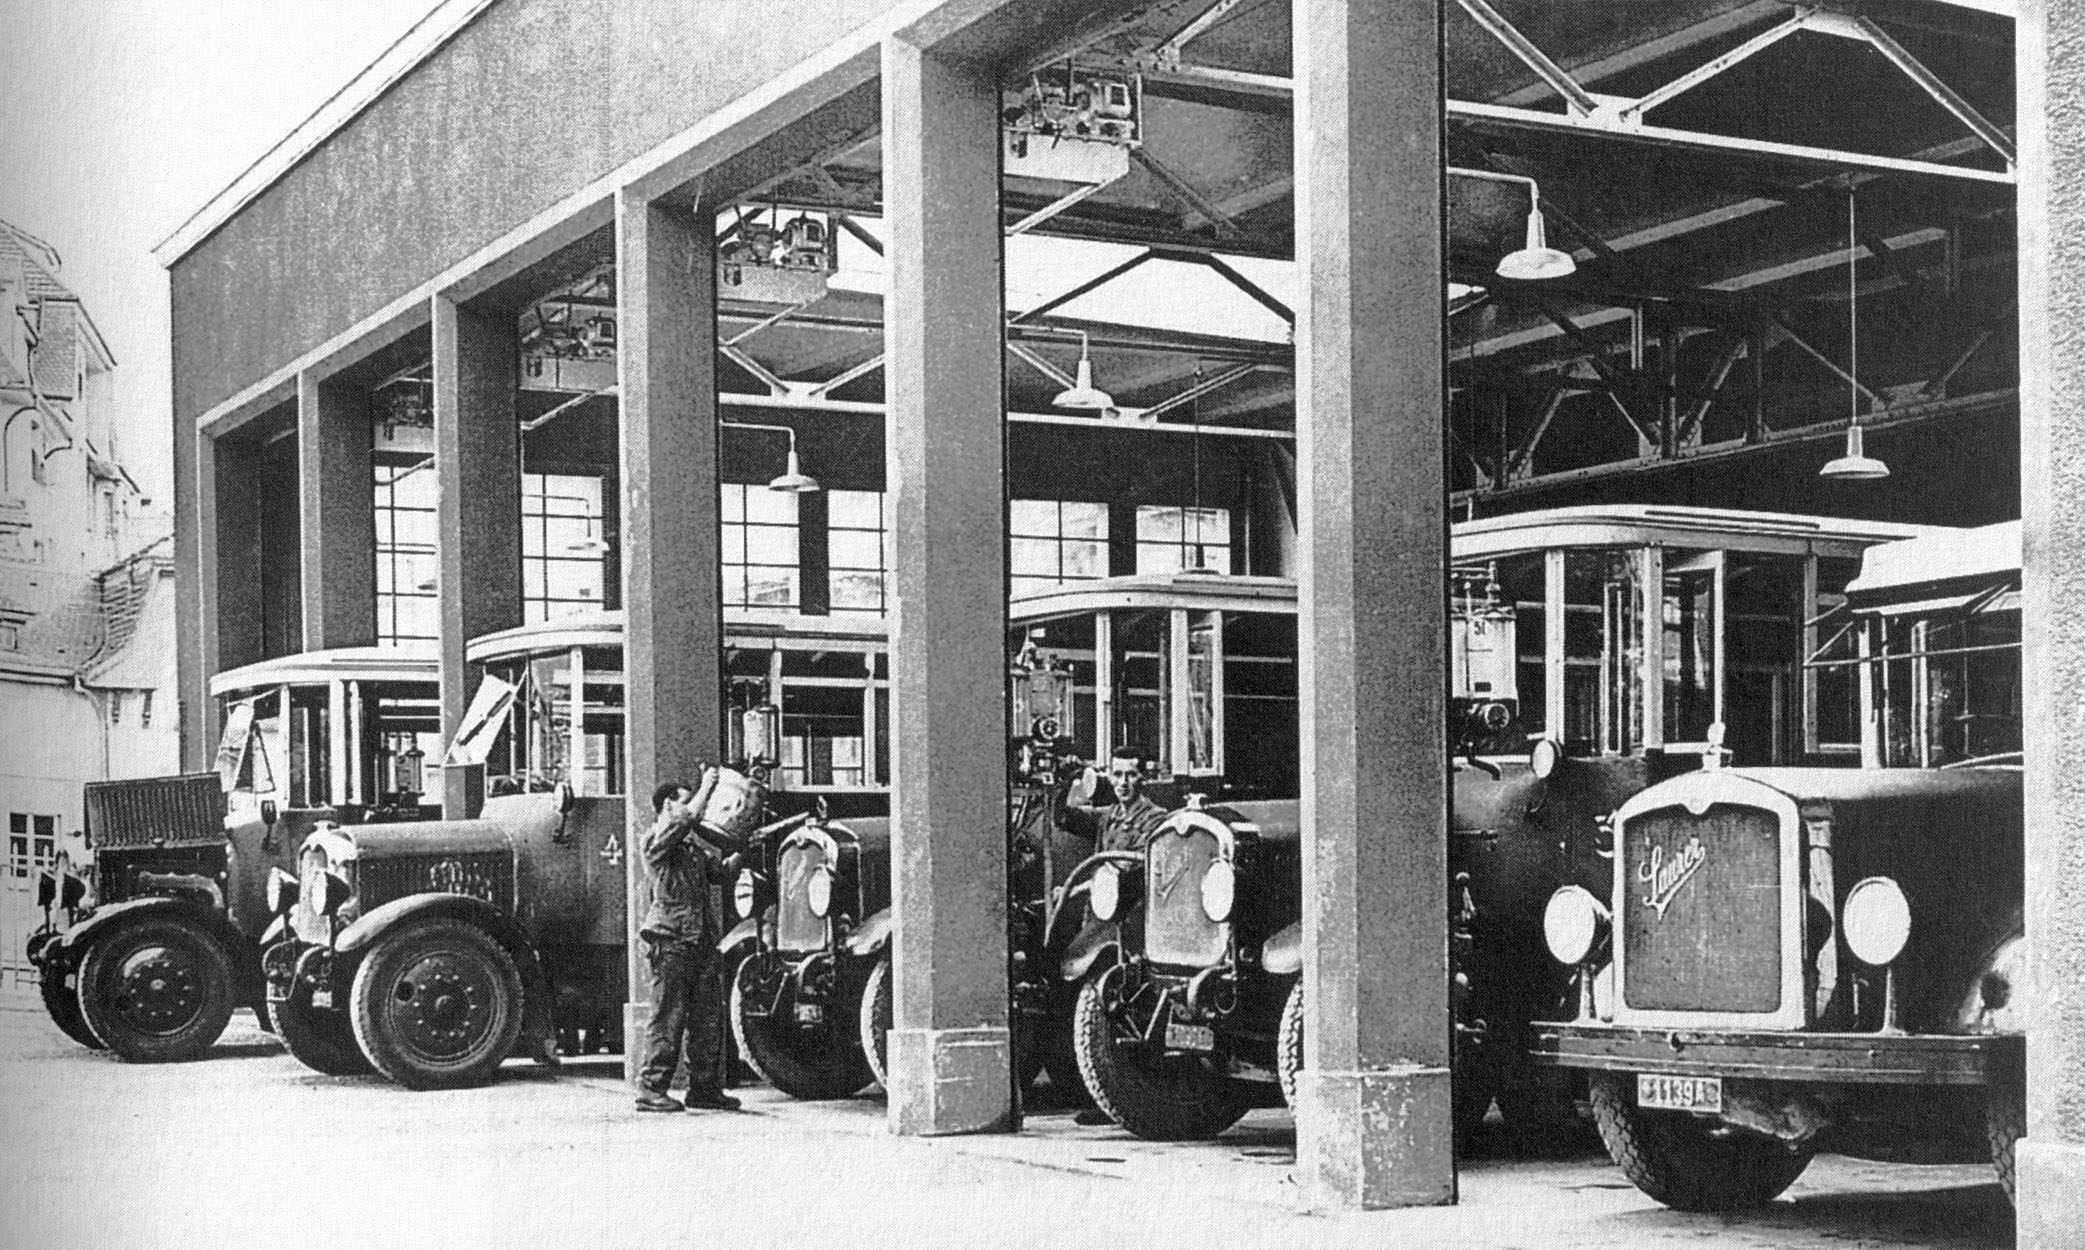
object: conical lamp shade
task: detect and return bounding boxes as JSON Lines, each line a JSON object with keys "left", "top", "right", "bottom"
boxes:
{"left": 768, "top": 447, "right": 822, "bottom": 493}
{"left": 1496, "top": 208, "right": 1576, "bottom": 281}
{"left": 1053, "top": 355, "right": 1114, "bottom": 410}
{"left": 1820, "top": 423, "right": 1889, "bottom": 480}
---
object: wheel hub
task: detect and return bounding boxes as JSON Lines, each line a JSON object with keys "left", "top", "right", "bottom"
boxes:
{"left": 114, "top": 946, "right": 203, "bottom": 1034}
{"left": 390, "top": 953, "right": 492, "bottom": 1058}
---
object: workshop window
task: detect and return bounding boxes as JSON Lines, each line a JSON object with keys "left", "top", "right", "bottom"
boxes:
{"left": 1135, "top": 505, "right": 1231, "bottom": 575}
{"left": 723, "top": 484, "right": 800, "bottom": 610}
{"left": 827, "top": 489, "right": 889, "bottom": 616}
{"left": 373, "top": 461, "right": 439, "bottom": 645}
{"left": 1010, "top": 499, "right": 1108, "bottom": 597}
{"left": 522, "top": 473, "right": 606, "bottom": 622}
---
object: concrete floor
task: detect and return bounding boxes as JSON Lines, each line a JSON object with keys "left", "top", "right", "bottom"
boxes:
{"left": 0, "top": 996, "right": 2015, "bottom": 1250}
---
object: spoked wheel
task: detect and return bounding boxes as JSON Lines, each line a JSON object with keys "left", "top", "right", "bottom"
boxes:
{"left": 730, "top": 957, "right": 873, "bottom": 1100}
{"left": 1072, "top": 965, "right": 1247, "bottom": 1141}
{"left": 1277, "top": 980, "right": 1492, "bottom": 1138}
{"left": 350, "top": 920, "right": 522, "bottom": 1090}
{"left": 1588, "top": 1072, "right": 1813, "bottom": 1211}
{"left": 858, "top": 955, "right": 893, "bottom": 1092}
{"left": 272, "top": 981, "right": 373, "bottom": 1077}
{"left": 1987, "top": 1072, "right": 2024, "bottom": 1204}
{"left": 76, "top": 916, "right": 236, "bottom": 1063}
{"left": 40, "top": 962, "right": 105, "bottom": 1050}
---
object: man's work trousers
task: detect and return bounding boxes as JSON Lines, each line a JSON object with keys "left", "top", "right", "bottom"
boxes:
{"left": 639, "top": 937, "right": 726, "bottom": 1097}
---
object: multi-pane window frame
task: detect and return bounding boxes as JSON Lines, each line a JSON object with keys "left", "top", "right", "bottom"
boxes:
{"left": 722, "top": 483, "right": 802, "bottom": 612}
{"left": 8, "top": 811, "right": 56, "bottom": 881}
{"left": 373, "top": 458, "right": 439, "bottom": 646}
{"left": 827, "top": 488, "right": 890, "bottom": 617}
{"left": 1010, "top": 498, "right": 1110, "bottom": 598}
{"left": 1134, "top": 504, "right": 1232, "bottom": 576}
{"left": 521, "top": 472, "right": 608, "bottom": 624}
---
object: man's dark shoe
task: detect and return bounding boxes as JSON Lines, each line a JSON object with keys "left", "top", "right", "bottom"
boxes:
{"left": 682, "top": 1089, "right": 742, "bottom": 1111}
{"left": 635, "top": 1090, "right": 684, "bottom": 1113}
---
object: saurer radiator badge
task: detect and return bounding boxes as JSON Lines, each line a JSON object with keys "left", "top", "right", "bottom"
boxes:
{"left": 1638, "top": 836, "right": 1707, "bottom": 918}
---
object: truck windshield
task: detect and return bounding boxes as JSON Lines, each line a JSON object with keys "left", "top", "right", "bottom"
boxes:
{"left": 1876, "top": 602, "right": 2022, "bottom": 767}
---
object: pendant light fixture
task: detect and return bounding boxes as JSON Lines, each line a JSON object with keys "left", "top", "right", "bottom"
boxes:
{"left": 721, "top": 419, "right": 823, "bottom": 493}
{"left": 1821, "top": 187, "right": 1889, "bottom": 481}
{"left": 1052, "top": 330, "right": 1115, "bottom": 411}
{"left": 1453, "top": 168, "right": 1577, "bottom": 282}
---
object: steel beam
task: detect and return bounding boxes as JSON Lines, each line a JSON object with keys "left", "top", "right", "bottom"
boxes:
{"left": 1455, "top": 0, "right": 1598, "bottom": 115}
{"left": 1294, "top": 0, "right": 1455, "bottom": 1212}
{"left": 881, "top": 32, "right": 1014, "bottom": 1139}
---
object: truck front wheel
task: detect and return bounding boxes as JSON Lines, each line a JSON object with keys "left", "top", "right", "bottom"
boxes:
{"left": 272, "top": 981, "right": 373, "bottom": 1077}
{"left": 1588, "top": 1073, "right": 1813, "bottom": 1211}
{"left": 858, "top": 955, "right": 893, "bottom": 1091}
{"left": 1987, "top": 1074, "right": 2024, "bottom": 1204}
{"left": 730, "top": 958, "right": 873, "bottom": 1100}
{"left": 40, "top": 962, "right": 104, "bottom": 1050}
{"left": 349, "top": 919, "right": 522, "bottom": 1090}
{"left": 75, "top": 916, "right": 236, "bottom": 1063}
{"left": 1072, "top": 966, "right": 1246, "bottom": 1141}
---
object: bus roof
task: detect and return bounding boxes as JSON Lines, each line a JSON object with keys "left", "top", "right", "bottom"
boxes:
{"left": 1453, "top": 505, "right": 1942, "bottom": 561}
{"left": 208, "top": 644, "right": 437, "bottom": 696}
{"left": 1846, "top": 520, "right": 2020, "bottom": 606}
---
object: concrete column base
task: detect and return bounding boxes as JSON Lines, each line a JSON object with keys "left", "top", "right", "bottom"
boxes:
{"left": 2018, "top": 1138, "right": 2085, "bottom": 1250}
{"left": 622, "top": 1003, "right": 652, "bottom": 1088}
{"left": 1296, "top": 1066, "right": 1457, "bottom": 1212}
{"left": 886, "top": 1026, "right": 1014, "bottom": 1137}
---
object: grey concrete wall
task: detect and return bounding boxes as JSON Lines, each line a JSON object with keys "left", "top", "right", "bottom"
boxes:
{"left": 168, "top": 0, "right": 893, "bottom": 426}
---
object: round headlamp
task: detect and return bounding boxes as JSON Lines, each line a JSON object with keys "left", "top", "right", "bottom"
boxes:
{"left": 1543, "top": 885, "right": 1609, "bottom": 966}
{"left": 313, "top": 870, "right": 353, "bottom": 919}
{"left": 734, "top": 869, "right": 757, "bottom": 918}
{"left": 1842, "top": 876, "right": 1911, "bottom": 966}
{"left": 1089, "top": 864, "right": 1121, "bottom": 923}
{"left": 1529, "top": 738, "right": 1562, "bottom": 780}
{"left": 806, "top": 866, "right": 835, "bottom": 918}
{"left": 1199, "top": 860, "right": 1236, "bottom": 923}
{"left": 266, "top": 866, "right": 300, "bottom": 916}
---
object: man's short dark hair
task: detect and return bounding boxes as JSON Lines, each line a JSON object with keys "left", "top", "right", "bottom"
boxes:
{"left": 652, "top": 781, "right": 692, "bottom": 815}
{"left": 1108, "top": 745, "right": 1144, "bottom": 768}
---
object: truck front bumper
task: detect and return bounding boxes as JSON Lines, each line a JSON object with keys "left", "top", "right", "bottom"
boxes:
{"left": 1534, "top": 1022, "right": 2020, "bottom": 1086}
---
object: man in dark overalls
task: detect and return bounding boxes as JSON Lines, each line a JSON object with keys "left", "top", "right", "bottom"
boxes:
{"left": 635, "top": 768, "right": 741, "bottom": 1112}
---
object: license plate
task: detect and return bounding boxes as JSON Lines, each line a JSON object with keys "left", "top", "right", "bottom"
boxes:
{"left": 1164, "top": 1022, "right": 1215, "bottom": 1052}
{"left": 1638, "top": 1073, "right": 1721, "bottom": 1113}
{"left": 794, "top": 1003, "right": 824, "bottom": 1025}
{"left": 311, "top": 989, "right": 334, "bottom": 1010}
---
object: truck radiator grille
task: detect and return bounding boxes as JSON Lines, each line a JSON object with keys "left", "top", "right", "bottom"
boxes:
{"left": 1144, "top": 827, "right": 1226, "bottom": 969}
{"left": 355, "top": 853, "right": 513, "bottom": 912}
{"left": 776, "top": 841, "right": 830, "bottom": 954}
{"left": 84, "top": 773, "right": 226, "bottom": 849}
{"left": 1621, "top": 802, "right": 1782, "bottom": 1013}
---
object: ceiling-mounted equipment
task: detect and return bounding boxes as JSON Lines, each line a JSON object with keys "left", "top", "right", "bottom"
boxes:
{"left": 1451, "top": 168, "right": 1576, "bottom": 282}
{"left": 519, "top": 264, "right": 618, "bottom": 394}
{"left": 723, "top": 419, "right": 822, "bottom": 493}
{"left": 1822, "top": 189, "right": 1888, "bottom": 481}
{"left": 718, "top": 205, "right": 836, "bottom": 307}
{"left": 1002, "top": 63, "right": 1141, "bottom": 185}
{"left": 1051, "top": 331, "right": 1113, "bottom": 411}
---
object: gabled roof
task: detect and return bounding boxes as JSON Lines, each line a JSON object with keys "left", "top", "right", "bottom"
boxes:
{"left": 0, "top": 534, "right": 174, "bottom": 685}
{"left": 0, "top": 219, "right": 116, "bottom": 370}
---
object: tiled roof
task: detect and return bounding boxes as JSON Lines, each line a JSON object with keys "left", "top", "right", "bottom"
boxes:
{"left": 0, "top": 534, "right": 173, "bottom": 683}
{"left": 0, "top": 220, "right": 73, "bottom": 303}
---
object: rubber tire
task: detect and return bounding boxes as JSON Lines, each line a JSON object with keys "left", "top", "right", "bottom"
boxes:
{"left": 729, "top": 958, "right": 874, "bottom": 1100}
{"left": 75, "top": 917, "right": 236, "bottom": 1063}
{"left": 40, "top": 965, "right": 105, "bottom": 1050}
{"left": 1071, "top": 968, "right": 1248, "bottom": 1141}
{"left": 1276, "top": 979, "right": 1303, "bottom": 1111}
{"left": 1987, "top": 1074, "right": 2024, "bottom": 1204}
{"left": 1588, "top": 1072, "right": 1813, "bottom": 1211}
{"left": 859, "top": 955, "right": 892, "bottom": 1091}
{"left": 272, "top": 983, "right": 373, "bottom": 1077}
{"left": 349, "top": 920, "right": 523, "bottom": 1090}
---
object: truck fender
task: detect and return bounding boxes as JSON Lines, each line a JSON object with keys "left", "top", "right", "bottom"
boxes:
{"left": 843, "top": 908, "right": 893, "bottom": 958}
{"left": 718, "top": 916, "right": 762, "bottom": 958}
{"left": 55, "top": 895, "right": 248, "bottom": 972}
{"left": 1059, "top": 918, "right": 1119, "bottom": 982}
{"left": 1260, "top": 921, "right": 1302, "bottom": 976}
{"left": 1955, "top": 928, "right": 2030, "bottom": 1034}
{"left": 335, "top": 894, "right": 559, "bottom": 1063}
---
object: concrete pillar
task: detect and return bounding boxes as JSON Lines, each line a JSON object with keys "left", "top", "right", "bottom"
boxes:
{"left": 1293, "top": 0, "right": 1455, "bottom": 1211}
{"left": 181, "top": 425, "right": 263, "bottom": 770}
{"left": 2013, "top": 4, "right": 2085, "bottom": 1243}
{"left": 432, "top": 293, "right": 522, "bottom": 818}
{"left": 297, "top": 370, "right": 377, "bottom": 650}
{"left": 880, "top": 33, "right": 1015, "bottom": 1137}
{"left": 615, "top": 190, "right": 725, "bottom": 1083}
